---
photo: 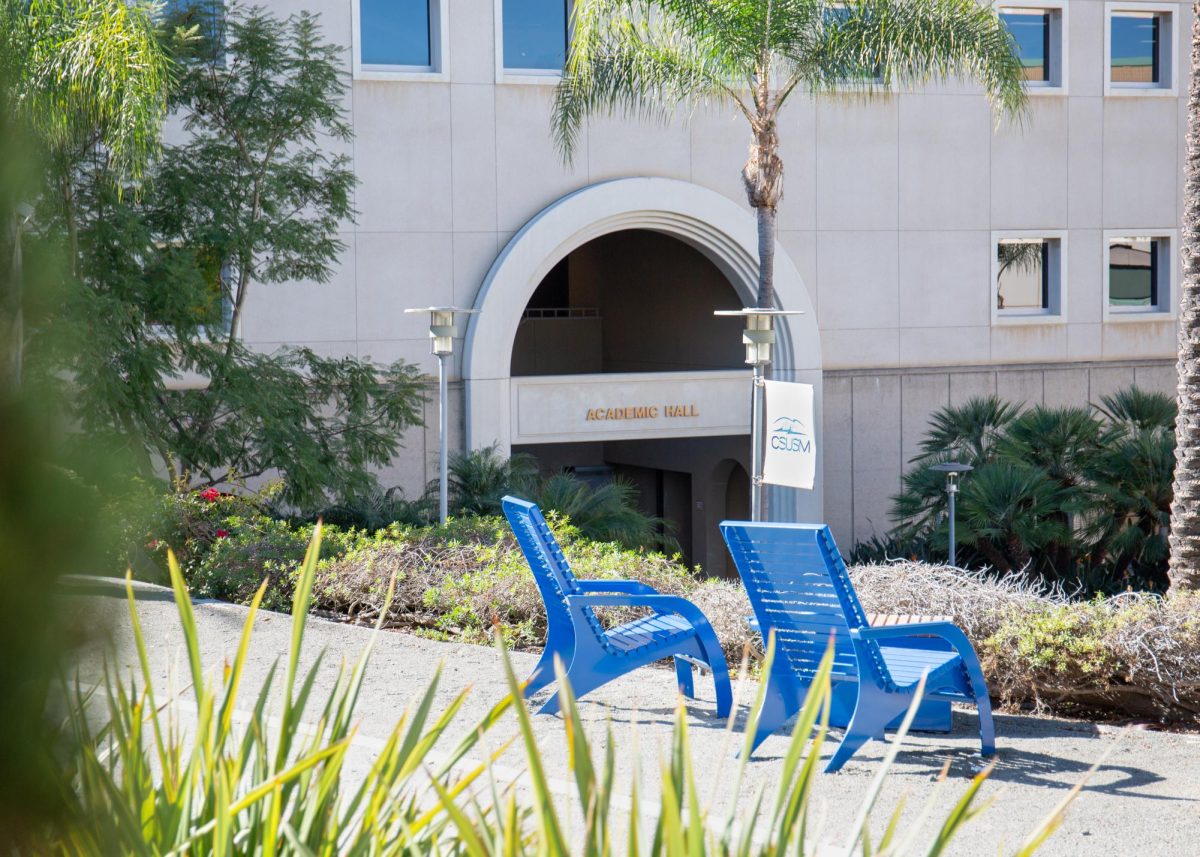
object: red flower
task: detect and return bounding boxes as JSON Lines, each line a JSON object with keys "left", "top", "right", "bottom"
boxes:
{"left": 216, "top": 529, "right": 229, "bottom": 539}
{"left": 199, "top": 487, "right": 220, "bottom": 502}
{"left": 146, "top": 539, "right": 160, "bottom": 551}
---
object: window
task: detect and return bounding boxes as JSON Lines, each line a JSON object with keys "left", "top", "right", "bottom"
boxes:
{"left": 1000, "top": 7, "right": 1066, "bottom": 88}
{"left": 354, "top": 0, "right": 446, "bottom": 77}
{"left": 162, "top": 0, "right": 224, "bottom": 52}
{"left": 993, "top": 234, "right": 1065, "bottom": 322}
{"left": 147, "top": 244, "right": 236, "bottom": 335}
{"left": 361, "top": 0, "right": 429, "bottom": 67}
{"left": 1106, "top": 5, "right": 1174, "bottom": 93}
{"left": 1106, "top": 235, "right": 1173, "bottom": 316}
{"left": 824, "top": 6, "right": 884, "bottom": 85}
{"left": 502, "top": 0, "right": 569, "bottom": 73}
{"left": 998, "top": 3, "right": 1066, "bottom": 91}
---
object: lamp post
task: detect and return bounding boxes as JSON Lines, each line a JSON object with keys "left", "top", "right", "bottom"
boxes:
{"left": 405, "top": 307, "right": 478, "bottom": 524}
{"left": 930, "top": 462, "right": 973, "bottom": 567}
{"left": 714, "top": 308, "right": 804, "bottom": 521}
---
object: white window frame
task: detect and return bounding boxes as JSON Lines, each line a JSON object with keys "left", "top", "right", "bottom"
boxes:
{"left": 1102, "top": 229, "right": 1178, "bottom": 321}
{"left": 991, "top": 230, "right": 1068, "bottom": 326}
{"left": 996, "top": 1, "right": 1069, "bottom": 95}
{"left": 1104, "top": 2, "right": 1176, "bottom": 96}
{"left": 495, "top": 0, "right": 572, "bottom": 84}
{"left": 352, "top": 0, "right": 449, "bottom": 82}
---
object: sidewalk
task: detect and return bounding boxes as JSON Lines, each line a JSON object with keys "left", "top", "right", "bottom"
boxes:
{"left": 63, "top": 579, "right": 1200, "bottom": 855}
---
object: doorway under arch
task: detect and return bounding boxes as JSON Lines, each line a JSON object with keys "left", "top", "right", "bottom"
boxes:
{"left": 463, "top": 177, "right": 825, "bottom": 540}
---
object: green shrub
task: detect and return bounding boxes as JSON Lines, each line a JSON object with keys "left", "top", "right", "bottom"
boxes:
{"left": 35, "top": 527, "right": 1081, "bottom": 854}
{"left": 309, "top": 514, "right": 699, "bottom": 650}
{"left": 980, "top": 592, "right": 1200, "bottom": 721}
{"left": 886, "top": 386, "right": 1174, "bottom": 594}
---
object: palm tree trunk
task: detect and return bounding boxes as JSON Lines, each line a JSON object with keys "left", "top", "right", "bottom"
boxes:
{"left": 742, "top": 117, "right": 783, "bottom": 310}
{"left": 1168, "top": 7, "right": 1200, "bottom": 592}
{"left": 756, "top": 205, "right": 776, "bottom": 310}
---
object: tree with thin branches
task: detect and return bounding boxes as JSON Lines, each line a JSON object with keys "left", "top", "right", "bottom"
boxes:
{"left": 552, "top": 0, "right": 1029, "bottom": 310}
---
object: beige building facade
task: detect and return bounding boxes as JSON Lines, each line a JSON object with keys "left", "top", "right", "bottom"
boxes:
{"left": 238, "top": 0, "right": 1186, "bottom": 570}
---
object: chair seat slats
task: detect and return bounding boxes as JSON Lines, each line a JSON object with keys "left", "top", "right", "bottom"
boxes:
{"left": 721, "top": 520, "right": 996, "bottom": 771}
{"left": 503, "top": 496, "right": 733, "bottom": 719}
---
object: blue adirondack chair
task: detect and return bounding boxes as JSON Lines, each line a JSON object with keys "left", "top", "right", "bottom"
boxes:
{"left": 502, "top": 496, "right": 732, "bottom": 718}
{"left": 720, "top": 521, "right": 995, "bottom": 772}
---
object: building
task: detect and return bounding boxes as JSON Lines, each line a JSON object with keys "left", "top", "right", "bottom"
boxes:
{"left": 237, "top": 0, "right": 1186, "bottom": 574}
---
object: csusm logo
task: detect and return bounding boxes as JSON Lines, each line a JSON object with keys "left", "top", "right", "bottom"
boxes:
{"left": 770, "top": 416, "right": 812, "bottom": 453}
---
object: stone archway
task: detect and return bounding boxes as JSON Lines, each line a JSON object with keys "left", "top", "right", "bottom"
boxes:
{"left": 462, "top": 177, "right": 823, "bottom": 523}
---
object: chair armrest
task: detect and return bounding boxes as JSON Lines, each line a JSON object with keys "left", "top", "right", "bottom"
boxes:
{"left": 575, "top": 579, "right": 660, "bottom": 595}
{"left": 851, "top": 622, "right": 973, "bottom": 651}
{"left": 565, "top": 593, "right": 715, "bottom": 629}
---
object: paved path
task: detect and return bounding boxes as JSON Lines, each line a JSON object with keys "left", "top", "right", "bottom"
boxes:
{"left": 64, "top": 580, "right": 1200, "bottom": 855}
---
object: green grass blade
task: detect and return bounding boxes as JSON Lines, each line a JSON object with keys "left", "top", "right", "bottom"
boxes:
{"left": 494, "top": 630, "right": 567, "bottom": 855}
{"left": 924, "top": 763, "right": 995, "bottom": 857}
{"left": 165, "top": 549, "right": 205, "bottom": 703}
{"left": 277, "top": 522, "right": 324, "bottom": 770}
{"left": 844, "top": 672, "right": 930, "bottom": 853}
{"left": 217, "top": 576, "right": 268, "bottom": 741}
{"left": 1012, "top": 744, "right": 1114, "bottom": 857}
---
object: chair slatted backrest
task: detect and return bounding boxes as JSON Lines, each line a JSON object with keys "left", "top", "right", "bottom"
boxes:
{"left": 721, "top": 522, "right": 892, "bottom": 687}
{"left": 502, "top": 496, "right": 607, "bottom": 642}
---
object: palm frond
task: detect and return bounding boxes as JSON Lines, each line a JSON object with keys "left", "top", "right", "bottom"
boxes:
{"left": 806, "top": 0, "right": 1028, "bottom": 120}
{"left": 1095, "top": 386, "right": 1176, "bottom": 432}
{"left": 9, "top": 0, "right": 172, "bottom": 182}
{"left": 554, "top": 0, "right": 758, "bottom": 158}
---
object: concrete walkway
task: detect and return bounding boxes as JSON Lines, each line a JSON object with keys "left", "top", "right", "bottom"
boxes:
{"left": 64, "top": 580, "right": 1200, "bottom": 855}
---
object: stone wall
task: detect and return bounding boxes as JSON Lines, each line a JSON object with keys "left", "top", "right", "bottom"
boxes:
{"left": 821, "top": 359, "right": 1176, "bottom": 548}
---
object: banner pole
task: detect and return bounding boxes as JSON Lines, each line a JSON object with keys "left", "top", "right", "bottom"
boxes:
{"left": 751, "top": 363, "right": 764, "bottom": 521}
{"left": 713, "top": 307, "right": 804, "bottom": 524}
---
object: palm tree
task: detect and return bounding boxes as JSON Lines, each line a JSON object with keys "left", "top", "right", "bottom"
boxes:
{"left": 552, "top": 0, "right": 1028, "bottom": 309}
{"left": 0, "top": 0, "right": 171, "bottom": 388}
{"left": 1169, "top": 13, "right": 1200, "bottom": 591}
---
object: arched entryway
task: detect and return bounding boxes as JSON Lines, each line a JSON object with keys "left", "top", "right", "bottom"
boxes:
{"left": 463, "top": 177, "right": 824, "bottom": 544}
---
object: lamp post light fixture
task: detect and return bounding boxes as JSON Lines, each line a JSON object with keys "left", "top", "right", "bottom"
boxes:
{"left": 405, "top": 307, "right": 478, "bottom": 525}
{"left": 930, "top": 462, "right": 973, "bottom": 567}
{"left": 714, "top": 307, "right": 804, "bottom": 521}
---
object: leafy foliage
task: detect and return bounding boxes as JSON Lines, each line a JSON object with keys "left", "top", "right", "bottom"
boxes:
{"left": 0, "top": 0, "right": 171, "bottom": 388}
{"left": 888, "top": 387, "right": 1175, "bottom": 593}
{"left": 0, "top": 0, "right": 170, "bottom": 183}
{"left": 444, "top": 445, "right": 673, "bottom": 549}
{"left": 446, "top": 444, "right": 540, "bottom": 516}
{"left": 22, "top": 5, "right": 425, "bottom": 508}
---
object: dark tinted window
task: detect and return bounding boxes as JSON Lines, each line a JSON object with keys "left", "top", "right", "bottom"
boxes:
{"left": 504, "top": 0, "right": 568, "bottom": 70}
{"left": 1109, "top": 238, "right": 1159, "bottom": 307}
{"left": 361, "top": 0, "right": 431, "bottom": 68}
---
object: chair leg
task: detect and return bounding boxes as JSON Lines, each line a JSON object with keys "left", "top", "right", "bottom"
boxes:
{"left": 975, "top": 691, "right": 997, "bottom": 757}
{"left": 675, "top": 657, "right": 695, "bottom": 699}
{"left": 537, "top": 656, "right": 612, "bottom": 716}
{"left": 523, "top": 647, "right": 559, "bottom": 699}
{"left": 748, "top": 674, "right": 800, "bottom": 754}
{"left": 826, "top": 691, "right": 901, "bottom": 773}
{"left": 693, "top": 627, "right": 733, "bottom": 719}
